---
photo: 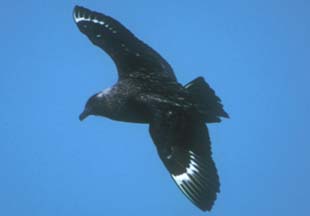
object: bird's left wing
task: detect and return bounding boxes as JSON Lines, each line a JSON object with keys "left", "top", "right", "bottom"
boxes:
{"left": 145, "top": 102, "right": 220, "bottom": 211}
{"left": 73, "top": 6, "right": 176, "bottom": 81}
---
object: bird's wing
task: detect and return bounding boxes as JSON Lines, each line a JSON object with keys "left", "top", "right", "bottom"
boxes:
{"left": 73, "top": 6, "right": 177, "bottom": 81}
{"left": 148, "top": 106, "right": 220, "bottom": 211}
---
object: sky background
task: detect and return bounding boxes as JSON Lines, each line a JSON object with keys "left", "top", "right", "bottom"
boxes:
{"left": 1, "top": 0, "right": 309, "bottom": 215}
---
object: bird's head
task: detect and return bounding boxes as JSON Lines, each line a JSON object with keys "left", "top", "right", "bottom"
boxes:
{"left": 79, "top": 91, "right": 110, "bottom": 121}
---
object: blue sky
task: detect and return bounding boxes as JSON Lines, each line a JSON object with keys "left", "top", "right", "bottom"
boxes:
{"left": 1, "top": 0, "right": 309, "bottom": 215}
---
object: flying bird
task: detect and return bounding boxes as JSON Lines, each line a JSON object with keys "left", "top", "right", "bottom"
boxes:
{"left": 73, "top": 5, "right": 228, "bottom": 211}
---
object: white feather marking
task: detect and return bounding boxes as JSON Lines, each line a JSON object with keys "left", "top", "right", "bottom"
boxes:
{"left": 74, "top": 13, "right": 106, "bottom": 26}
{"left": 92, "top": 18, "right": 99, "bottom": 23}
{"left": 173, "top": 172, "right": 190, "bottom": 185}
{"left": 97, "top": 87, "right": 112, "bottom": 98}
{"left": 184, "top": 82, "right": 194, "bottom": 89}
{"left": 172, "top": 151, "right": 199, "bottom": 185}
{"left": 74, "top": 16, "right": 91, "bottom": 23}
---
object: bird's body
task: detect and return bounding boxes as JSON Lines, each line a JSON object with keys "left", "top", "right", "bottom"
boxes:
{"left": 74, "top": 6, "right": 228, "bottom": 211}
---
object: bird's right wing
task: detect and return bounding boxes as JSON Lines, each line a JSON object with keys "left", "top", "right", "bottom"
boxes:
{"left": 73, "top": 6, "right": 176, "bottom": 81}
{"left": 147, "top": 105, "right": 220, "bottom": 211}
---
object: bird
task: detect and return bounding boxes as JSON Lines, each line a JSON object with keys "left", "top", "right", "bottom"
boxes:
{"left": 73, "top": 5, "right": 229, "bottom": 211}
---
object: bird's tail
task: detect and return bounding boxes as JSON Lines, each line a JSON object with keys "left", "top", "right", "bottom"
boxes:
{"left": 184, "top": 77, "right": 229, "bottom": 123}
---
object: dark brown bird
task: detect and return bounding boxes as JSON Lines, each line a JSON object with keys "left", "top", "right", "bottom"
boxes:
{"left": 73, "top": 5, "right": 228, "bottom": 211}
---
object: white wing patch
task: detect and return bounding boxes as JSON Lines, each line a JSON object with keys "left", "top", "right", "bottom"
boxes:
{"left": 73, "top": 9, "right": 117, "bottom": 33}
{"left": 171, "top": 151, "right": 206, "bottom": 204}
{"left": 172, "top": 151, "right": 199, "bottom": 185}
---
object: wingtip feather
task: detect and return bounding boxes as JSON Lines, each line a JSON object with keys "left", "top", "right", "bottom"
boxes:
{"left": 170, "top": 151, "right": 219, "bottom": 211}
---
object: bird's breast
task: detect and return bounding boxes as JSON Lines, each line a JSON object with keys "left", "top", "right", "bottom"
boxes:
{"left": 104, "top": 94, "right": 151, "bottom": 124}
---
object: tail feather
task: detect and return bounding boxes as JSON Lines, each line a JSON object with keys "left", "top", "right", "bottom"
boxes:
{"left": 185, "top": 77, "right": 229, "bottom": 123}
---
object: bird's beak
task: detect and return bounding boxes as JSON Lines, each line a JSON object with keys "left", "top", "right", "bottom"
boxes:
{"left": 79, "top": 108, "right": 90, "bottom": 121}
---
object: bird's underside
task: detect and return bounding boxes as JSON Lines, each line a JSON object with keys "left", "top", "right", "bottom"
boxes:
{"left": 73, "top": 5, "right": 228, "bottom": 211}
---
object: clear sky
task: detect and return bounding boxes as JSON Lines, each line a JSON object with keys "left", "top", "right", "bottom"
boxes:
{"left": 1, "top": 0, "right": 309, "bottom": 215}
